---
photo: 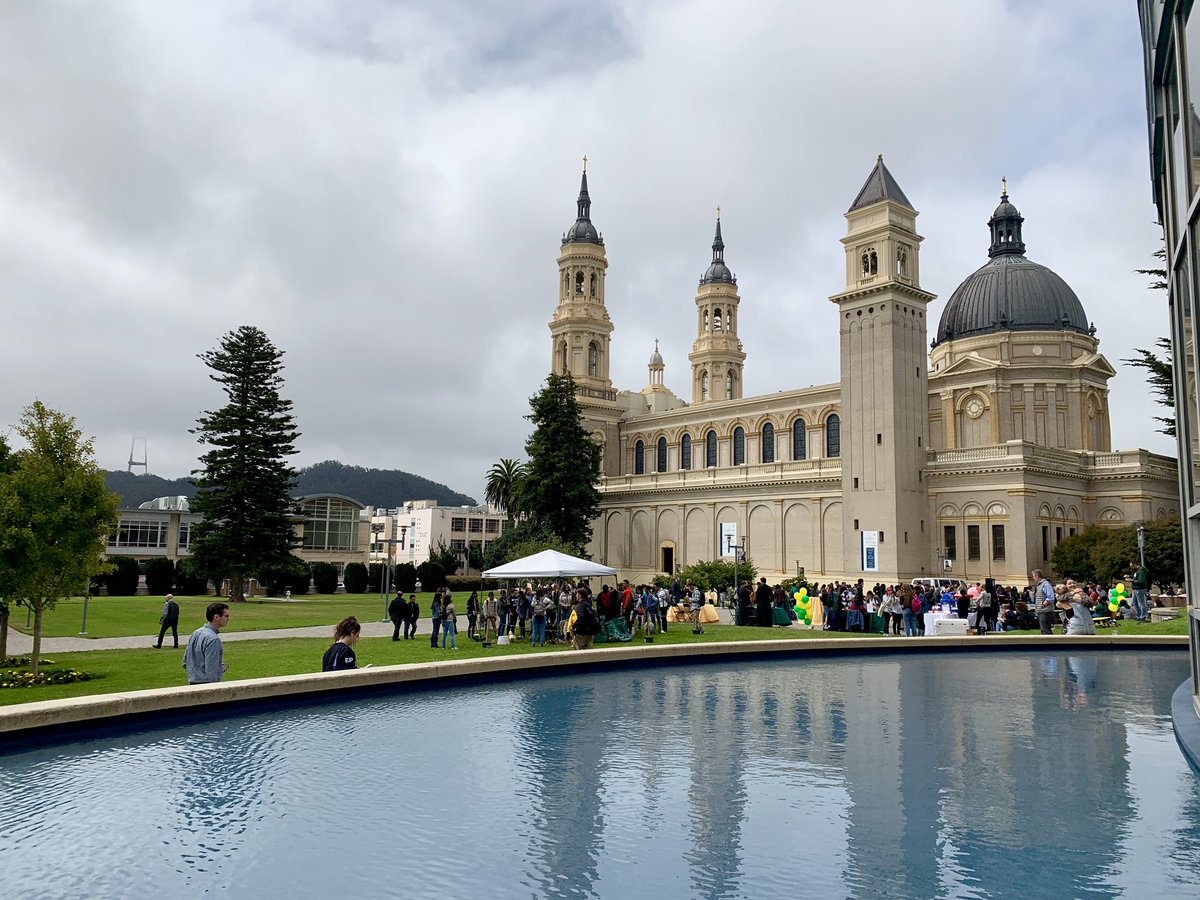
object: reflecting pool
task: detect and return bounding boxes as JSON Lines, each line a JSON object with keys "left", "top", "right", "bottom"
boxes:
{"left": 2, "top": 650, "right": 1198, "bottom": 899}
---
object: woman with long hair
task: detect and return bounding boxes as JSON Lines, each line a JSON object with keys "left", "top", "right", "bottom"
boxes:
{"left": 322, "top": 616, "right": 361, "bottom": 671}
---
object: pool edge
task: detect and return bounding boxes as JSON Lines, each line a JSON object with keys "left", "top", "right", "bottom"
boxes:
{"left": 1173, "top": 677, "right": 1200, "bottom": 778}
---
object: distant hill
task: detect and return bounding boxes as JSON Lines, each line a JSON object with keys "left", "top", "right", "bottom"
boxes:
{"left": 105, "top": 460, "right": 477, "bottom": 509}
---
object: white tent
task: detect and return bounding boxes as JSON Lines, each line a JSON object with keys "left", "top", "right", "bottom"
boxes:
{"left": 482, "top": 549, "right": 617, "bottom": 579}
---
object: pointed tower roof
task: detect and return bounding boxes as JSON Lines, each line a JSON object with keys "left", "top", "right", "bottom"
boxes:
{"left": 987, "top": 177, "right": 1026, "bottom": 257}
{"left": 848, "top": 155, "right": 914, "bottom": 212}
{"left": 562, "top": 159, "right": 603, "bottom": 246}
{"left": 700, "top": 209, "right": 736, "bottom": 284}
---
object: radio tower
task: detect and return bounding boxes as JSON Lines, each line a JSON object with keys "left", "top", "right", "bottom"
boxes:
{"left": 127, "top": 436, "right": 148, "bottom": 475}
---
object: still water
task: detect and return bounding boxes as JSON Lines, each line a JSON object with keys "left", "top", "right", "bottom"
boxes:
{"left": 1, "top": 651, "right": 1198, "bottom": 899}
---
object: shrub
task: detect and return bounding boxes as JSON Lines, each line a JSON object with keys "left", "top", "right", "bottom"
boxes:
{"left": 259, "top": 555, "right": 311, "bottom": 597}
{"left": 415, "top": 561, "right": 446, "bottom": 592}
{"left": 105, "top": 556, "right": 142, "bottom": 596}
{"left": 367, "top": 563, "right": 391, "bottom": 593}
{"left": 678, "top": 558, "right": 757, "bottom": 593}
{"left": 144, "top": 558, "right": 175, "bottom": 595}
{"left": 445, "top": 575, "right": 501, "bottom": 592}
{"left": 342, "top": 562, "right": 369, "bottom": 593}
{"left": 395, "top": 562, "right": 418, "bottom": 593}
{"left": 311, "top": 562, "right": 338, "bottom": 595}
{"left": 175, "top": 558, "right": 211, "bottom": 595}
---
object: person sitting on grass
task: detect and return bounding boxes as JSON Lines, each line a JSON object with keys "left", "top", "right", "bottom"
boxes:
{"left": 322, "top": 617, "right": 361, "bottom": 671}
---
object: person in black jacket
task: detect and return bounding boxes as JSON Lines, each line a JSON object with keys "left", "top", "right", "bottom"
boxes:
{"left": 388, "top": 591, "right": 405, "bottom": 641}
{"left": 322, "top": 617, "right": 361, "bottom": 671}
{"left": 736, "top": 581, "right": 752, "bottom": 626}
{"left": 404, "top": 594, "right": 420, "bottom": 639}
{"left": 755, "top": 578, "right": 773, "bottom": 628}
{"left": 154, "top": 594, "right": 180, "bottom": 649}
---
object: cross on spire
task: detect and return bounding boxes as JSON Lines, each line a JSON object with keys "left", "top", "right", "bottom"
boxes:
{"left": 582, "top": 154, "right": 587, "bottom": 173}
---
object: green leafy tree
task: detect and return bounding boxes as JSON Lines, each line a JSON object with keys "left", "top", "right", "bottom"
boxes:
{"left": 342, "top": 562, "right": 369, "bottom": 593}
{"left": 485, "top": 458, "right": 527, "bottom": 519}
{"left": 144, "top": 557, "right": 176, "bottom": 595}
{"left": 678, "top": 558, "right": 758, "bottom": 593}
{"left": 1051, "top": 518, "right": 1183, "bottom": 588}
{"left": 416, "top": 560, "right": 446, "bottom": 591}
{"left": 428, "top": 539, "right": 461, "bottom": 575}
{"left": 1122, "top": 250, "right": 1174, "bottom": 436}
{"left": 175, "top": 558, "right": 211, "bottom": 595}
{"left": 522, "top": 373, "right": 601, "bottom": 552}
{"left": 189, "top": 326, "right": 301, "bottom": 601}
{"left": 0, "top": 435, "right": 17, "bottom": 661}
{"left": 467, "top": 541, "right": 484, "bottom": 571}
{"left": 104, "top": 556, "right": 142, "bottom": 596}
{"left": 481, "top": 518, "right": 573, "bottom": 570}
{"left": 395, "top": 562, "right": 418, "bottom": 592}
{"left": 259, "top": 554, "right": 310, "bottom": 596}
{"left": 0, "top": 402, "right": 119, "bottom": 674}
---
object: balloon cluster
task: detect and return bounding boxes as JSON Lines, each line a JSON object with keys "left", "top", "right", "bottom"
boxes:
{"left": 792, "top": 587, "right": 812, "bottom": 625}
{"left": 1108, "top": 582, "right": 1128, "bottom": 616}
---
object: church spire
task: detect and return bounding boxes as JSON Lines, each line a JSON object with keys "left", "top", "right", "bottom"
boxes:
{"left": 700, "top": 209, "right": 735, "bottom": 284}
{"left": 563, "top": 158, "right": 603, "bottom": 246}
{"left": 988, "top": 179, "right": 1026, "bottom": 257}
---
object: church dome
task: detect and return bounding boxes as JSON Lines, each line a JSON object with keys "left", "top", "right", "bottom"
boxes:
{"left": 699, "top": 216, "right": 736, "bottom": 285}
{"left": 648, "top": 346, "right": 664, "bottom": 366}
{"left": 562, "top": 169, "right": 603, "bottom": 246}
{"left": 934, "top": 188, "right": 1090, "bottom": 345}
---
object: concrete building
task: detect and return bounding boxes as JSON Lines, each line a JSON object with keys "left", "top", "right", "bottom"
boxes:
{"left": 106, "top": 496, "right": 202, "bottom": 563}
{"left": 374, "top": 500, "right": 507, "bottom": 573}
{"left": 1136, "top": 0, "right": 1200, "bottom": 719}
{"left": 548, "top": 162, "right": 1179, "bottom": 586}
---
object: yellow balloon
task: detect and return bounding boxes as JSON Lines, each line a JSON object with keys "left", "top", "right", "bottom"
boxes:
{"left": 1115, "top": 583, "right": 1125, "bottom": 593}
{"left": 799, "top": 587, "right": 808, "bottom": 598}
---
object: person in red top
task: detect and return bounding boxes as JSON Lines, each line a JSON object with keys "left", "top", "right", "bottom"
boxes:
{"left": 621, "top": 581, "right": 635, "bottom": 630}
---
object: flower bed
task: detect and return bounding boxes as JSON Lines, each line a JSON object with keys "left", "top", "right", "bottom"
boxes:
{"left": 0, "top": 668, "right": 94, "bottom": 688}
{"left": 1, "top": 656, "right": 56, "bottom": 669}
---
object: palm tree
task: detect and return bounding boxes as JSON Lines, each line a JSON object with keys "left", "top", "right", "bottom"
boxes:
{"left": 485, "top": 458, "right": 527, "bottom": 519}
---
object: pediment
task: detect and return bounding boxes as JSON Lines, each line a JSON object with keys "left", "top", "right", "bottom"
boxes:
{"left": 935, "top": 353, "right": 1004, "bottom": 377}
{"left": 1072, "top": 351, "right": 1117, "bottom": 378}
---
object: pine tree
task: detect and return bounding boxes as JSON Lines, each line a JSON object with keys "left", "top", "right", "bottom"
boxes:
{"left": 1122, "top": 250, "right": 1175, "bottom": 436}
{"left": 190, "top": 326, "right": 301, "bottom": 601}
{"left": 522, "top": 373, "right": 601, "bottom": 552}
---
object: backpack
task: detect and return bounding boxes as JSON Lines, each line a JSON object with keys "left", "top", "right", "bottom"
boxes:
{"left": 574, "top": 603, "right": 599, "bottom": 635}
{"left": 911, "top": 595, "right": 922, "bottom": 613}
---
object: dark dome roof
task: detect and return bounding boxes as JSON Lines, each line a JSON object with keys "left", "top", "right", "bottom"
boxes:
{"left": 699, "top": 217, "right": 736, "bottom": 284}
{"left": 934, "top": 188, "right": 1090, "bottom": 345}
{"left": 564, "top": 218, "right": 601, "bottom": 244}
{"left": 935, "top": 254, "right": 1089, "bottom": 344}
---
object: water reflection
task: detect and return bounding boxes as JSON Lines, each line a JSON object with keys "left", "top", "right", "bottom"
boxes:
{"left": 0, "top": 651, "right": 1197, "bottom": 899}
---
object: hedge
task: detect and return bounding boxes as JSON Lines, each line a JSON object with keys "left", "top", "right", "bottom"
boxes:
{"left": 311, "top": 562, "right": 338, "bottom": 595}
{"left": 144, "top": 557, "right": 175, "bottom": 595}
{"left": 342, "top": 562, "right": 369, "bottom": 594}
{"left": 105, "top": 556, "right": 142, "bottom": 596}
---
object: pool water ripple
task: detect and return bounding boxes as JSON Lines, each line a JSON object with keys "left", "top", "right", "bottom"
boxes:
{"left": 1, "top": 650, "right": 1198, "bottom": 899}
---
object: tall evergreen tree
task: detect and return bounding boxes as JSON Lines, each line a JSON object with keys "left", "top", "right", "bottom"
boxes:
{"left": 1122, "top": 250, "right": 1175, "bottom": 436}
{"left": 190, "top": 326, "right": 300, "bottom": 601}
{"left": 522, "top": 373, "right": 601, "bottom": 552}
{"left": 0, "top": 403, "right": 119, "bottom": 673}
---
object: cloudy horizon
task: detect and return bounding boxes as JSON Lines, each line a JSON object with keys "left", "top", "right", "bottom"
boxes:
{"left": 0, "top": 1, "right": 1171, "bottom": 502}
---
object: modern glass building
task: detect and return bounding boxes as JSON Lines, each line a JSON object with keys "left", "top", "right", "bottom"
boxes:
{"left": 1138, "top": 1, "right": 1200, "bottom": 719}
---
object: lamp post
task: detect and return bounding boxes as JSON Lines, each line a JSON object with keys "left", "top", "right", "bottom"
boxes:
{"left": 1137, "top": 522, "right": 1147, "bottom": 570}
{"left": 725, "top": 534, "right": 747, "bottom": 610}
{"left": 79, "top": 586, "right": 91, "bottom": 636}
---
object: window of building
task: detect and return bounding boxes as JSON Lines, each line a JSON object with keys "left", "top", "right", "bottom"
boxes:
{"left": 944, "top": 525, "right": 957, "bottom": 560}
{"left": 588, "top": 343, "right": 598, "bottom": 377}
{"left": 792, "top": 419, "right": 806, "bottom": 460}
{"left": 450, "top": 539, "right": 466, "bottom": 552}
{"left": 706, "top": 430, "right": 717, "bottom": 468}
{"left": 300, "top": 496, "right": 361, "bottom": 552}
{"left": 967, "top": 525, "right": 980, "bottom": 560}
{"left": 108, "top": 519, "right": 168, "bottom": 549}
{"left": 897, "top": 246, "right": 908, "bottom": 277}
{"left": 714, "top": 308, "right": 723, "bottom": 332}
{"left": 1041, "top": 525, "right": 1049, "bottom": 560}
{"left": 701, "top": 371, "right": 709, "bottom": 401}
{"left": 485, "top": 520, "right": 499, "bottom": 534}
{"left": 589, "top": 273, "right": 597, "bottom": 297}
{"left": 657, "top": 437, "right": 667, "bottom": 473}
{"left": 733, "top": 427, "right": 745, "bottom": 465}
{"left": 681, "top": 434, "right": 692, "bottom": 470}
{"left": 725, "top": 371, "right": 734, "bottom": 400}
{"left": 761, "top": 423, "right": 775, "bottom": 463}
{"left": 468, "top": 519, "right": 483, "bottom": 533}
{"left": 451, "top": 517, "right": 467, "bottom": 531}
{"left": 826, "top": 414, "right": 841, "bottom": 458}
{"left": 992, "top": 524, "right": 1005, "bottom": 560}
{"left": 575, "top": 271, "right": 584, "bottom": 293}
{"left": 178, "top": 522, "right": 191, "bottom": 549}
{"left": 634, "top": 440, "right": 645, "bottom": 475}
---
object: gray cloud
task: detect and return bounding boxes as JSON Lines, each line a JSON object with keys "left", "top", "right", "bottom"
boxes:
{"left": 0, "top": 0, "right": 1172, "bottom": 504}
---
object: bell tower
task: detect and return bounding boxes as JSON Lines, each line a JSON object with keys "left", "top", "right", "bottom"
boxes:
{"left": 688, "top": 210, "right": 746, "bottom": 404}
{"left": 829, "top": 156, "right": 936, "bottom": 581}
{"left": 548, "top": 159, "right": 623, "bottom": 475}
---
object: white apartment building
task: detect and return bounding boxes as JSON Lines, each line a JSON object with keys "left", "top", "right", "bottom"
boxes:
{"left": 370, "top": 500, "right": 507, "bottom": 573}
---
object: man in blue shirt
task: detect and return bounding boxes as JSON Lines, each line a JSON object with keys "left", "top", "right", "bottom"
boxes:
{"left": 183, "top": 602, "right": 230, "bottom": 684}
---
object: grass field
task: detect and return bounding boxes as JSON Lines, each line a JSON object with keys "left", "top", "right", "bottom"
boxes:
{"left": 8, "top": 594, "right": 433, "bottom": 638}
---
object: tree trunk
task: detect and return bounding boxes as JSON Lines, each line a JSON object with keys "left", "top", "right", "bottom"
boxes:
{"left": 0, "top": 602, "right": 8, "bottom": 661}
{"left": 31, "top": 603, "right": 42, "bottom": 676}
{"left": 231, "top": 570, "right": 245, "bottom": 602}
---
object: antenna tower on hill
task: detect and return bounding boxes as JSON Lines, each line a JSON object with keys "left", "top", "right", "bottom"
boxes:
{"left": 127, "top": 436, "right": 148, "bottom": 475}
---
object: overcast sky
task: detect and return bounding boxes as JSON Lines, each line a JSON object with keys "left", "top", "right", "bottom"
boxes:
{"left": 0, "top": 1, "right": 1168, "bottom": 503}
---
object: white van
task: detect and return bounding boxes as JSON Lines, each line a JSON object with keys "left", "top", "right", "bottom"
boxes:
{"left": 911, "top": 577, "right": 966, "bottom": 595}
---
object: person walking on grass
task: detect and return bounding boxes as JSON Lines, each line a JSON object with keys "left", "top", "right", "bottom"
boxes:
{"left": 688, "top": 580, "right": 705, "bottom": 635}
{"left": 182, "top": 602, "right": 229, "bottom": 684}
{"left": 530, "top": 590, "right": 550, "bottom": 647}
{"left": 154, "top": 593, "right": 180, "bottom": 649}
{"left": 322, "top": 616, "right": 361, "bottom": 671}
{"left": 430, "top": 589, "right": 443, "bottom": 649}
{"left": 404, "top": 593, "right": 419, "bottom": 639}
{"left": 441, "top": 593, "right": 457, "bottom": 650}
{"left": 388, "top": 591, "right": 405, "bottom": 642}
{"left": 466, "top": 591, "right": 479, "bottom": 640}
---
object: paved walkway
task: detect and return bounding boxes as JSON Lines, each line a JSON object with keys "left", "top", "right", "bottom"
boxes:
{"left": 4, "top": 608, "right": 750, "bottom": 654}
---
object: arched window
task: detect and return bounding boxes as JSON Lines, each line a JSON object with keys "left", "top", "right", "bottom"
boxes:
{"left": 657, "top": 437, "right": 668, "bottom": 473}
{"left": 575, "top": 271, "right": 585, "bottom": 294}
{"left": 557, "top": 341, "right": 568, "bottom": 375}
{"left": 733, "top": 427, "right": 745, "bottom": 466}
{"left": 714, "top": 308, "right": 723, "bottom": 332}
{"left": 680, "top": 434, "right": 692, "bottom": 470}
{"left": 861, "top": 248, "right": 878, "bottom": 278}
{"left": 826, "top": 414, "right": 841, "bottom": 458}
{"left": 587, "top": 343, "right": 598, "bottom": 377}
{"left": 897, "top": 247, "right": 908, "bottom": 277}
{"left": 869, "top": 250, "right": 878, "bottom": 274}
{"left": 726, "top": 371, "right": 734, "bottom": 400}
{"left": 704, "top": 309, "right": 710, "bottom": 331}
{"left": 589, "top": 273, "right": 597, "bottom": 296}
{"left": 792, "top": 419, "right": 807, "bottom": 460}
{"left": 634, "top": 440, "right": 645, "bottom": 475}
{"left": 701, "top": 371, "right": 709, "bottom": 401}
{"left": 761, "top": 423, "right": 775, "bottom": 463}
{"left": 706, "top": 430, "right": 717, "bottom": 468}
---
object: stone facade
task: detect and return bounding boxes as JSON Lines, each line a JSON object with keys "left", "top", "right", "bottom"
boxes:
{"left": 547, "top": 160, "right": 1179, "bottom": 585}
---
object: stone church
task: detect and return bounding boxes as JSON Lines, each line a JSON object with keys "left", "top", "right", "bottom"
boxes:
{"left": 548, "top": 158, "right": 1178, "bottom": 585}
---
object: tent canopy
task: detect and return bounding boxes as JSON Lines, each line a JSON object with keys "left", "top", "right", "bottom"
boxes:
{"left": 482, "top": 549, "right": 616, "bottom": 579}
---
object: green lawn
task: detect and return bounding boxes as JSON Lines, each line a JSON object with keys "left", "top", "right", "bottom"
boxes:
{"left": 0, "top": 623, "right": 872, "bottom": 706}
{"left": 8, "top": 594, "right": 430, "bottom": 638}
